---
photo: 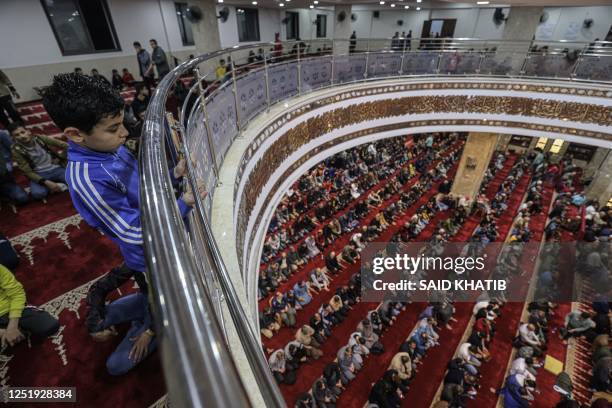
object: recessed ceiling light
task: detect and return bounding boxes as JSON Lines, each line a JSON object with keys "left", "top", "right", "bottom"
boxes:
{"left": 310, "top": 4, "right": 314, "bottom": 7}
{"left": 379, "top": 0, "right": 385, "bottom": 4}
{"left": 252, "top": 0, "right": 257, "bottom": 4}
{"left": 477, "top": 1, "right": 490, "bottom": 4}
{"left": 279, "top": 2, "right": 284, "bottom": 6}
{"left": 404, "top": 5, "right": 409, "bottom": 8}
{"left": 217, "top": 0, "right": 223, "bottom": 3}
{"left": 313, "top": 0, "right": 318, "bottom": 3}
{"left": 416, "top": 6, "right": 421, "bottom": 10}
{"left": 391, "top": 3, "right": 396, "bottom": 7}
{"left": 416, "top": 0, "right": 422, "bottom": 2}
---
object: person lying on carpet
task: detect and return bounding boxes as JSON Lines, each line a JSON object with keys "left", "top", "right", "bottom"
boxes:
{"left": 8, "top": 122, "right": 68, "bottom": 200}
{"left": 0, "top": 264, "right": 59, "bottom": 346}
{"left": 40, "top": 73, "right": 205, "bottom": 274}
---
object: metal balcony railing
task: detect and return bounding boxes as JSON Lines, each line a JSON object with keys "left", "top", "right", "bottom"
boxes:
{"left": 139, "top": 37, "right": 612, "bottom": 407}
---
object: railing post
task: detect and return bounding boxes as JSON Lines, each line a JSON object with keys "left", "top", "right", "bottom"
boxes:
{"left": 519, "top": 40, "right": 533, "bottom": 77}
{"left": 297, "top": 41, "right": 302, "bottom": 95}
{"left": 399, "top": 39, "right": 406, "bottom": 75}
{"left": 331, "top": 48, "right": 336, "bottom": 86}
{"left": 571, "top": 43, "right": 589, "bottom": 81}
{"left": 264, "top": 52, "right": 271, "bottom": 111}
{"left": 476, "top": 51, "right": 485, "bottom": 75}
{"left": 364, "top": 39, "right": 370, "bottom": 79}
{"left": 194, "top": 67, "right": 220, "bottom": 184}
{"left": 230, "top": 51, "right": 242, "bottom": 135}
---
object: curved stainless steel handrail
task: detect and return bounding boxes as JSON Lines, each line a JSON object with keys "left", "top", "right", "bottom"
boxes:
{"left": 140, "top": 37, "right": 612, "bottom": 408}
{"left": 140, "top": 53, "right": 274, "bottom": 408}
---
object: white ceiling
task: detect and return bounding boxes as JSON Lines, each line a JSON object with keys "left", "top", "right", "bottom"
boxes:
{"left": 221, "top": 0, "right": 612, "bottom": 8}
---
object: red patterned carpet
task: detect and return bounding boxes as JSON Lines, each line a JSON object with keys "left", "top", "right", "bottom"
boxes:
{"left": 0, "top": 98, "right": 167, "bottom": 407}
{"left": 2, "top": 193, "right": 167, "bottom": 408}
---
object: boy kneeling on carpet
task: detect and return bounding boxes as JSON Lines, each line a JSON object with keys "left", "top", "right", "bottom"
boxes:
{"left": 0, "top": 264, "right": 59, "bottom": 347}
{"left": 40, "top": 73, "right": 205, "bottom": 374}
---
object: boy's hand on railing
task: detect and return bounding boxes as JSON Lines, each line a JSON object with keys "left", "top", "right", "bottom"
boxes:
{"left": 173, "top": 152, "right": 197, "bottom": 179}
{"left": 182, "top": 180, "right": 208, "bottom": 207}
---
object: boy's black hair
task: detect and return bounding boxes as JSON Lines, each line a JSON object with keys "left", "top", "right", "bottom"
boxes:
{"left": 6, "top": 121, "right": 25, "bottom": 135}
{"left": 133, "top": 41, "right": 141, "bottom": 47}
{"left": 41, "top": 73, "right": 124, "bottom": 134}
{"left": 150, "top": 38, "right": 157, "bottom": 45}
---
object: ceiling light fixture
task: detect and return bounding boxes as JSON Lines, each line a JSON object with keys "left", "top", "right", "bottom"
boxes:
{"left": 279, "top": 2, "right": 284, "bottom": 6}
{"left": 404, "top": 5, "right": 409, "bottom": 8}
{"left": 218, "top": 0, "right": 223, "bottom": 3}
{"left": 477, "top": 1, "right": 490, "bottom": 4}
{"left": 314, "top": 0, "right": 318, "bottom": 3}
{"left": 416, "top": 0, "right": 422, "bottom": 2}
{"left": 379, "top": 1, "right": 385, "bottom": 4}
{"left": 310, "top": 4, "right": 314, "bottom": 7}
{"left": 391, "top": 3, "right": 396, "bottom": 7}
{"left": 252, "top": 0, "right": 257, "bottom": 4}
{"left": 416, "top": 6, "right": 421, "bottom": 10}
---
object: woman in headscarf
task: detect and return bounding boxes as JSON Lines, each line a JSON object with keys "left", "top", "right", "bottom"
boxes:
{"left": 348, "top": 332, "right": 369, "bottom": 368}
{"left": 292, "top": 281, "right": 314, "bottom": 307}
{"left": 337, "top": 345, "right": 357, "bottom": 381}
{"left": 310, "top": 268, "right": 330, "bottom": 292}
{"left": 357, "top": 318, "right": 380, "bottom": 350}
{"left": 330, "top": 294, "right": 350, "bottom": 320}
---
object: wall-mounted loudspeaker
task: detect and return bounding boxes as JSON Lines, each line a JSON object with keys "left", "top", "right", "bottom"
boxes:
{"left": 186, "top": 5, "right": 203, "bottom": 23}
{"left": 351, "top": 13, "right": 357, "bottom": 22}
{"left": 217, "top": 7, "right": 229, "bottom": 23}
{"left": 373, "top": 11, "right": 380, "bottom": 19}
{"left": 397, "top": 19, "right": 404, "bottom": 26}
{"left": 493, "top": 8, "right": 507, "bottom": 26}
{"left": 583, "top": 18, "right": 594, "bottom": 29}
{"left": 337, "top": 11, "right": 346, "bottom": 22}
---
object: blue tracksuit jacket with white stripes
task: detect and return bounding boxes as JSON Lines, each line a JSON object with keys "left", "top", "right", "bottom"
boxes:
{"left": 65, "top": 141, "right": 189, "bottom": 271}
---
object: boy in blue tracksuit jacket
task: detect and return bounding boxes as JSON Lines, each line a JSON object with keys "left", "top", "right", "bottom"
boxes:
{"left": 41, "top": 73, "right": 201, "bottom": 374}
{"left": 41, "top": 73, "right": 196, "bottom": 272}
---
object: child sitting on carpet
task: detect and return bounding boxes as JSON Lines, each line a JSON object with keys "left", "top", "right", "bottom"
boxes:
{"left": 0, "top": 264, "right": 59, "bottom": 347}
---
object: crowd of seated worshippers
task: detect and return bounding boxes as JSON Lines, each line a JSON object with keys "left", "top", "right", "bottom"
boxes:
{"left": 267, "top": 136, "right": 465, "bottom": 395}
{"left": 260, "top": 137, "right": 412, "bottom": 262}
{"left": 425, "top": 150, "right": 559, "bottom": 407}
{"left": 258, "top": 135, "right": 464, "bottom": 311}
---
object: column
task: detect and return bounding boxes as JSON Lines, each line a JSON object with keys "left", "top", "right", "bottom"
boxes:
{"left": 450, "top": 132, "right": 500, "bottom": 200}
{"left": 190, "top": 0, "right": 222, "bottom": 72}
{"left": 502, "top": 6, "right": 543, "bottom": 53}
{"left": 586, "top": 150, "right": 612, "bottom": 206}
{"left": 333, "top": 4, "right": 352, "bottom": 55}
